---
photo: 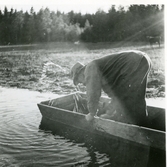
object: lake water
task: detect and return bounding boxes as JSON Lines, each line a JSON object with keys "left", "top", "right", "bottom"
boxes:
{"left": 0, "top": 87, "right": 165, "bottom": 167}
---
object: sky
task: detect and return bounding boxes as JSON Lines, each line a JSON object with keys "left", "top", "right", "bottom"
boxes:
{"left": 0, "top": 0, "right": 165, "bottom": 14}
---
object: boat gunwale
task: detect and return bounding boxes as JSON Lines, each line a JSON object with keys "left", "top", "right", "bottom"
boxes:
{"left": 38, "top": 102, "right": 165, "bottom": 134}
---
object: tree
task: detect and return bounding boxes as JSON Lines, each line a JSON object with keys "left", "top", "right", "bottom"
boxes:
{"left": 50, "top": 12, "right": 67, "bottom": 41}
{"left": 0, "top": 5, "right": 164, "bottom": 44}
{"left": 2, "top": 7, "right": 10, "bottom": 44}
{"left": 80, "top": 19, "right": 92, "bottom": 41}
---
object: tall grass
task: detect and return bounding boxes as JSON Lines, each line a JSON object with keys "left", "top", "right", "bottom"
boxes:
{"left": 0, "top": 42, "right": 165, "bottom": 94}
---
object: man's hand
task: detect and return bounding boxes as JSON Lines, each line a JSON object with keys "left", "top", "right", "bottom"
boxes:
{"left": 85, "top": 113, "right": 94, "bottom": 121}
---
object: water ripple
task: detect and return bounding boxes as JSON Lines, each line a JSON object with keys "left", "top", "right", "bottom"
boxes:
{"left": 0, "top": 87, "right": 92, "bottom": 167}
{"left": 1, "top": 87, "right": 162, "bottom": 167}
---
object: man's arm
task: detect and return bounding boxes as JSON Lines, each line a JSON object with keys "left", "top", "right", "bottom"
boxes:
{"left": 84, "top": 61, "right": 102, "bottom": 119}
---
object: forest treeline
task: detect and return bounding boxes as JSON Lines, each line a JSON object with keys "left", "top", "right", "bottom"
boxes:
{"left": 0, "top": 5, "right": 164, "bottom": 45}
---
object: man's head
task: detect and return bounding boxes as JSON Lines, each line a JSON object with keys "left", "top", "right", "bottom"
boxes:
{"left": 70, "top": 62, "right": 85, "bottom": 85}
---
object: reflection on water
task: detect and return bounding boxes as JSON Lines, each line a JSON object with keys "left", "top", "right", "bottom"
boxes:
{"left": 0, "top": 87, "right": 165, "bottom": 167}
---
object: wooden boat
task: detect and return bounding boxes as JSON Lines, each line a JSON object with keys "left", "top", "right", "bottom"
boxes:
{"left": 37, "top": 92, "right": 165, "bottom": 151}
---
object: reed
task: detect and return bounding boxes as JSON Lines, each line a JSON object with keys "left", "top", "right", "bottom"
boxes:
{"left": 0, "top": 42, "right": 164, "bottom": 96}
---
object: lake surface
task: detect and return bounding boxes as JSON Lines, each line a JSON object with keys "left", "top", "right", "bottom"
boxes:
{"left": 0, "top": 87, "right": 165, "bottom": 167}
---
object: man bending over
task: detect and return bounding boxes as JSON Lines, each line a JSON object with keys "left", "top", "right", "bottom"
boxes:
{"left": 70, "top": 50, "right": 151, "bottom": 126}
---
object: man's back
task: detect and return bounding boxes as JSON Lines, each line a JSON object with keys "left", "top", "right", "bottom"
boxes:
{"left": 85, "top": 50, "right": 151, "bottom": 125}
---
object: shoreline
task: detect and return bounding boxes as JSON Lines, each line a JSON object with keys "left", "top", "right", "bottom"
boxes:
{"left": 0, "top": 86, "right": 165, "bottom": 109}
{"left": 0, "top": 42, "right": 165, "bottom": 99}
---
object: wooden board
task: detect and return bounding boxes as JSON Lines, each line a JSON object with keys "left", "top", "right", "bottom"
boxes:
{"left": 37, "top": 93, "right": 165, "bottom": 151}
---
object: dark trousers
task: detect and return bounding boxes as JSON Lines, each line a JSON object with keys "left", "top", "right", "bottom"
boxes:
{"left": 111, "top": 57, "right": 150, "bottom": 126}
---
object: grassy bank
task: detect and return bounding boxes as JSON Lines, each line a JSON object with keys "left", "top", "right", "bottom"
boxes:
{"left": 0, "top": 42, "right": 165, "bottom": 97}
